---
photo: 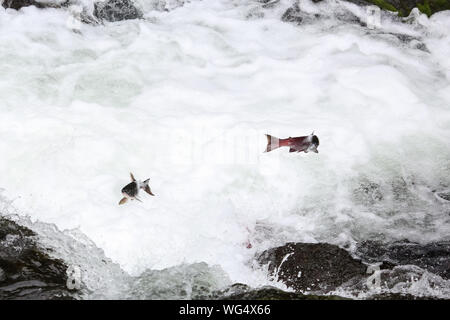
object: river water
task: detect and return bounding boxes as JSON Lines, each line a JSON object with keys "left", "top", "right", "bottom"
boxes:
{"left": 0, "top": 0, "right": 449, "bottom": 298}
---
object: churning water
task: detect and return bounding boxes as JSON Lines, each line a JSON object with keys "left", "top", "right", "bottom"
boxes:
{"left": 0, "top": 0, "right": 449, "bottom": 298}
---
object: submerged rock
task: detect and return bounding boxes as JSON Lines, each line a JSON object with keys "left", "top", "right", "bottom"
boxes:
{"left": 257, "top": 243, "right": 367, "bottom": 293}
{"left": 355, "top": 240, "right": 450, "bottom": 279}
{"left": 2, "top": 0, "right": 143, "bottom": 23}
{"left": 255, "top": 241, "right": 449, "bottom": 299}
{"left": 0, "top": 216, "right": 75, "bottom": 299}
{"left": 93, "top": 0, "right": 143, "bottom": 22}
{"left": 435, "top": 190, "right": 450, "bottom": 202}
{"left": 212, "top": 283, "right": 349, "bottom": 300}
{"left": 369, "top": 292, "right": 444, "bottom": 300}
{"left": 280, "top": 1, "right": 366, "bottom": 26}
{"left": 1, "top": 0, "right": 68, "bottom": 10}
{"left": 281, "top": 3, "right": 323, "bottom": 25}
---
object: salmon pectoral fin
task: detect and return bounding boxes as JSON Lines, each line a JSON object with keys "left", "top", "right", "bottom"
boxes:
{"left": 144, "top": 185, "right": 155, "bottom": 196}
{"left": 119, "top": 197, "right": 128, "bottom": 205}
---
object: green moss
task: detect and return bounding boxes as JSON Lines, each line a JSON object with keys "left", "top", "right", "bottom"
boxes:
{"left": 417, "top": 0, "right": 432, "bottom": 16}
{"left": 369, "top": 0, "right": 398, "bottom": 12}
{"left": 430, "top": 0, "right": 450, "bottom": 13}
{"left": 397, "top": 8, "right": 407, "bottom": 16}
{"left": 365, "top": 0, "right": 450, "bottom": 17}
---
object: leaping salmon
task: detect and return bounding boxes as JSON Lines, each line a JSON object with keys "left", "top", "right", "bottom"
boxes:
{"left": 119, "top": 173, "right": 155, "bottom": 205}
{"left": 264, "top": 132, "right": 319, "bottom": 154}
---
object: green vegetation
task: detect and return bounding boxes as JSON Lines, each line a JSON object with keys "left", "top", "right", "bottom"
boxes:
{"left": 370, "top": 0, "right": 398, "bottom": 12}
{"left": 365, "top": 0, "right": 450, "bottom": 17}
{"left": 417, "top": 1, "right": 432, "bottom": 16}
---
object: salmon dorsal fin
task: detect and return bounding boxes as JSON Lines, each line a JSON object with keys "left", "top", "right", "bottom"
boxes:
{"left": 130, "top": 173, "right": 136, "bottom": 182}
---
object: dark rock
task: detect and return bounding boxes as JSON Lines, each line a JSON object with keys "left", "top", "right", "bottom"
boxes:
{"left": 257, "top": 243, "right": 367, "bottom": 293}
{"left": 281, "top": 3, "right": 327, "bottom": 25}
{"left": 435, "top": 191, "right": 450, "bottom": 202}
{"left": 212, "top": 283, "right": 350, "bottom": 300}
{"left": 343, "top": 0, "right": 374, "bottom": 5}
{"left": 0, "top": 216, "right": 75, "bottom": 299}
{"left": 281, "top": 2, "right": 363, "bottom": 26}
{"left": 355, "top": 240, "right": 450, "bottom": 279}
{"left": 258, "top": 0, "right": 280, "bottom": 9}
{"left": 1, "top": 0, "right": 68, "bottom": 10}
{"left": 214, "top": 283, "right": 443, "bottom": 300}
{"left": 2, "top": 0, "right": 44, "bottom": 10}
{"left": 93, "top": 0, "right": 143, "bottom": 22}
{"left": 2, "top": 0, "right": 143, "bottom": 23}
{"left": 393, "top": 33, "right": 420, "bottom": 43}
{"left": 369, "top": 292, "right": 444, "bottom": 300}
{"left": 281, "top": 5, "right": 304, "bottom": 24}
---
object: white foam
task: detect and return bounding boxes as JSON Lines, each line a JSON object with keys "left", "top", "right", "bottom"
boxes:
{"left": 0, "top": 0, "right": 449, "bottom": 298}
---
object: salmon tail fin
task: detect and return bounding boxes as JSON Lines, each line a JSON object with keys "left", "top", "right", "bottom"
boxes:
{"left": 143, "top": 179, "right": 155, "bottom": 196}
{"left": 130, "top": 172, "right": 136, "bottom": 182}
{"left": 264, "top": 134, "right": 280, "bottom": 153}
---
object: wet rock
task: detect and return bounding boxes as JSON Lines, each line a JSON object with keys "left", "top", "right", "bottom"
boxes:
{"left": 369, "top": 292, "right": 444, "bottom": 300}
{"left": 435, "top": 190, "right": 450, "bottom": 202}
{"left": 280, "top": 1, "right": 364, "bottom": 26}
{"left": 258, "top": 0, "right": 280, "bottom": 9}
{"left": 212, "top": 283, "right": 350, "bottom": 300}
{"left": 93, "top": 0, "right": 143, "bottom": 22}
{"left": 353, "top": 179, "right": 384, "bottom": 205}
{"left": 1, "top": 0, "right": 69, "bottom": 10}
{"left": 2, "top": 0, "right": 143, "bottom": 23}
{"left": 355, "top": 240, "right": 450, "bottom": 279}
{"left": 391, "top": 33, "right": 421, "bottom": 44}
{"left": 281, "top": 4, "right": 303, "bottom": 24}
{"left": 257, "top": 243, "right": 367, "bottom": 293}
{"left": 0, "top": 216, "right": 75, "bottom": 299}
{"left": 281, "top": 3, "right": 323, "bottom": 25}
{"left": 344, "top": 0, "right": 374, "bottom": 5}
{"left": 2, "top": 0, "right": 39, "bottom": 9}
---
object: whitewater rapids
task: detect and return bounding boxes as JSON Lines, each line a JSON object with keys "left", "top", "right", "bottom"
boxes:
{"left": 0, "top": 0, "right": 449, "bottom": 298}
